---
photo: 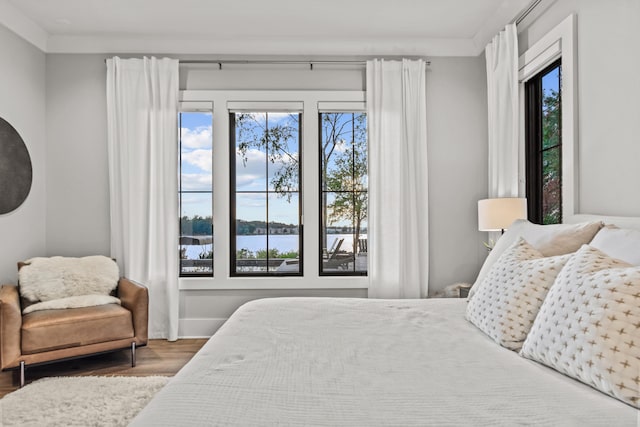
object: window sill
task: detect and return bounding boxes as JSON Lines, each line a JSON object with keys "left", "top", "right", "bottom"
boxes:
{"left": 179, "top": 276, "right": 369, "bottom": 290}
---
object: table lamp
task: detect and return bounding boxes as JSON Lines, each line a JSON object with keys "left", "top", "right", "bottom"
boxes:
{"left": 478, "top": 198, "right": 527, "bottom": 234}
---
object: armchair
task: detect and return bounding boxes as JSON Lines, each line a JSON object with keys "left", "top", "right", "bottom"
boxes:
{"left": 0, "top": 272, "right": 148, "bottom": 387}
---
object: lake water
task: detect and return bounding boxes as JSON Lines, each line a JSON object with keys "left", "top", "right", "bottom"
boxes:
{"left": 182, "top": 234, "right": 366, "bottom": 258}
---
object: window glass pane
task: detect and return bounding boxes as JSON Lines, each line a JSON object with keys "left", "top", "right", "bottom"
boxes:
{"left": 542, "top": 147, "right": 561, "bottom": 225}
{"left": 542, "top": 66, "right": 561, "bottom": 149}
{"left": 321, "top": 113, "right": 354, "bottom": 191}
{"left": 235, "top": 113, "right": 267, "bottom": 192}
{"left": 268, "top": 193, "right": 300, "bottom": 273}
{"left": 236, "top": 193, "right": 268, "bottom": 273}
{"left": 356, "top": 216, "right": 368, "bottom": 273}
{"left": 267, "top": 113, "right": 300, "bottom": 192}
{"left": 179, "top": 111, "right": 213, "bottom": 276}
{"left": 179, "top": 193, "right": 212, "bottom": 275}
{"left": 320, "top": 112, "right": 367, "bottom": 275}
{"left": 232, "top": 112, "right": 302, "bottom": 276}
{"left": 525, "top": 59, "right": 561, "bottom": 225}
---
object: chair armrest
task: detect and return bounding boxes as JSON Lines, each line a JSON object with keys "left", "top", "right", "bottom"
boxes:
{"left": 117, "top": 278, "right": 148, "bottom": 345}
{"left": 0, "top": 284, "right": 22, "bottom": 370}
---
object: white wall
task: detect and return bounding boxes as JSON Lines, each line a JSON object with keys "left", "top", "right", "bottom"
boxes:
{"left": 519, "top": 0, "right": 640, "bottom": 217}
{"left": 43, "top": 54, "right": 488, "bottom": 335}
{"left": 0, "top": 24, "right": 46, "bottom": 283}
{"left": 427, "top": 57, "right": 489, "bottom": 294}
{"left": 45, "top": 55, "right": 111, "bottom": 257}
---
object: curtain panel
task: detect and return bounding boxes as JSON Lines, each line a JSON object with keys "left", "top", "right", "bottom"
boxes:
{"left": 486, "top": 23, "right": 519, "bottom": 199}
{"left": 106, "top": 57, "right": 180, "bottom": 340}
{"left": 366, "top": 59, "right": 429, "bottom": 299}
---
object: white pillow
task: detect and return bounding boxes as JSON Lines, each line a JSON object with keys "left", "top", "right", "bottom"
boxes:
{"left": 466, "top": 238, "right": 571, "bottom": 350}
{"left": 521, "top": 245, "right": 640, "bottom": 408}
{"left": 590, "top": 226, "right": 640, "bottom": 265}
{"left": 23, "top": 295, "right": 121, "bottom": 314}
{"left": 19, "top": 256, "right": 119, "bottom": 302}
{"left": 469, "top": 220, "right": 603, "bottom": 299}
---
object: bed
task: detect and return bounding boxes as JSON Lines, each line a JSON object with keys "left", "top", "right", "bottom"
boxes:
{"left": 132, "top": 219, "right": 639, "bottom": 425}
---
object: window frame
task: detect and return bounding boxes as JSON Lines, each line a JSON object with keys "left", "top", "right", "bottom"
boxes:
{"left": 179, "top": 102, "right": 214, "bottom": 277}
{"left": 178, "top": 90, "right": 368, "bottom": 291}
{"left": 318, "top": 111, "right": 368, "bottom": 277}
{"left": 518, "top": 14, "right": 577, "bottom": 222}
{"left": 229, "top": 111, "right": 304, "bottom": 277}
{"left": 524, "top": 58, "right": 562, "bottom": 224}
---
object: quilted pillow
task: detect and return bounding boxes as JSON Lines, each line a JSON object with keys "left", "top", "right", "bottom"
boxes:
{"left": 469, "top": 220, "right": 603, "bottom": 299}
{"left": 521, "top": 245, "right": 640, "bottom": 408}
{"left": 18, "top": 256, "right": 119, "bottom": 302}
{"left": 466, "top": 238, "right": 571, "bottom": 351}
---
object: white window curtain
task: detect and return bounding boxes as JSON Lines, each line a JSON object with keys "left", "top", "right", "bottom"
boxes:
{"left": 486, "top": 24, "right": 519, "bottom": 199}
{"left": 106, "top": 57, "right": 180, "bottom": 341}
{"left": 366, "top": 59, "right": 429, "bottom": 299}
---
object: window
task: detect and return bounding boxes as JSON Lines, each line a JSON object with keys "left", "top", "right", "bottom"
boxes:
{"left": 179, "top": 109, "right": 213, "bottom": 276}
{"left": 525, "top": 59, "right": 562, "bottom": 225}
{"left": 319, "top": 112, "right": 367, "bottom": 275}
{"left": 178, "top": 90, "right": 368, "bottom": 290}
{"left": 230, "top": 112, "right": 302, "bottom": 276}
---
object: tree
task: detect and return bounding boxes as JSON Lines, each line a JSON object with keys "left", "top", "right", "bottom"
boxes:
{"left": 321, "top": 113, "right": 367, "bottom": 253}
{"left": 541, "top": 87, "right": 561, "bottom": 224}
{"left": 324, "top": 131, "right": 368, "bottom": 252}
{"left": 234, "top": 111, "right": 368, "bottom": 254}
{"left": 235, "top": 113, "right": 300, "bottom": 201}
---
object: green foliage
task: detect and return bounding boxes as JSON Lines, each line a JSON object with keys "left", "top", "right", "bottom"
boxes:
{"left": 181, "top": 215, "right": 212, "bottom": 235}
{"left": 235, "top": 220, "right": 297, "bottom": 235}
{"left": 235, "top": 248, "right": 298, "bottom": 259}
{"left": 541, "top": 87, "right": 561, "bottom": 224}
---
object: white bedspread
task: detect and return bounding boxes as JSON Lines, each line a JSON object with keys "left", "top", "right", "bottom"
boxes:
{"left": 132, "top": 298, "right": 638, "bottom": 426}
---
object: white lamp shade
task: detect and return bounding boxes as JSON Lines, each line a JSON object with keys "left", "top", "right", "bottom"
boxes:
{"left": 478, "top": 198, "right": 527, "bottom": 231}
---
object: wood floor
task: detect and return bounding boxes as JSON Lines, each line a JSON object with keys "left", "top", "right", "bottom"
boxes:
{"left": 0, "top": 339, "right": 207, "bottom": 398}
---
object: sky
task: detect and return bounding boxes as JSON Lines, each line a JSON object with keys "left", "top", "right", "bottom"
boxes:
{"left": 180, "top": 112, "right": 299, "bottom": 225}
{"left": 179, "top": 111, "right": 367, "bottom": 228}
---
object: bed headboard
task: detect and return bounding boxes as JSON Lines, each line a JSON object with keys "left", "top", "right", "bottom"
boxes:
{"left": 566, "top": 214, "right": 640, "bottom": 231}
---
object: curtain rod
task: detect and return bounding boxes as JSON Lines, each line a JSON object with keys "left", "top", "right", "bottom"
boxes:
{"left": 515, "top": 0, "right": 543, "bottom": 25}
{"left": 104, "top": 58, "right": 431, "bottom": 69}
{"left": 179, "top": 59, "right": 430, "bottom": 70}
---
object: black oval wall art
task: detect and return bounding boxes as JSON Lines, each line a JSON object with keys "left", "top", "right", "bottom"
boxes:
{"left": 0, "top": 117, "right": 32, "bottom": 214}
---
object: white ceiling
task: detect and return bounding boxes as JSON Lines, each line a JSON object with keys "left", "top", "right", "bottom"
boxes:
{"left": 0, "top": 0, "right": 531, "bottom": 56}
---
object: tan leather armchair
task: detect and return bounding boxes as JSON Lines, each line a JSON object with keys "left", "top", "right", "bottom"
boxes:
{"left": 0, "top": 277, "right": 148, "bottom": 387}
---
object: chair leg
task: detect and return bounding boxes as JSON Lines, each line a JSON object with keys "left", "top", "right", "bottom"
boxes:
{"left": 131, "top": 342, "right": 137, "bottom": 367}
{"left": 19, "top": 361, "right": 25, "bottom": 388}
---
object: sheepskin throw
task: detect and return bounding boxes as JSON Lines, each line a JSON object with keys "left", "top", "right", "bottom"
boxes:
{"left": 22, "top": 294, "right": 122, "bottom": 314}
{"left": 19, "top": 256, "right": 119, "bottom": 302}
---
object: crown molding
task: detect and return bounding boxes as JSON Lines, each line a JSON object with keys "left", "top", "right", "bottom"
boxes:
{"left": 0, "top": 0, "right": 48, "bottom": 51}
{"left": 0, "top": 0, "right": 531, "bottom": 57}
{"left": 471, "top": 0, "right": 531, "bottom": 55}
{"left": 45, "top": 35, "right": 479, "bottom": 56}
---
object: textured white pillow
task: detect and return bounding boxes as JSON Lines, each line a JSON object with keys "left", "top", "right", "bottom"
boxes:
{"left": 19, "top": 256, "right": 119, "bottom": 302}
{"left": 521, "top": 245, "right": 640, "bottom": 408}
{"left": 469, "top": 220, "right": 603, "bottom": 299}
{"left": 466, "top": 238, "right": 571, "bottom": 350}
{"left": 23, "top": 294, "right": 121, "bottom": 314}
{"left": 590, "top": 226, "right": 640, "bottom": 266}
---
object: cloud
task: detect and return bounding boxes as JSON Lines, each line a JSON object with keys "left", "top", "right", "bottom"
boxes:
{"left": 182, "top": 149, "right": 212, "bottom": 172}
{"left": 181, "top": 173, "right": 212, "bottom": 191}
{"left": 181, "top": 126, "right": 212, "bottom": 149}
{"left": 236, "top": 148, "right": 267, "bottom": 190}
{"left": 236, "top": 192, "right": 266, "bottom": 208}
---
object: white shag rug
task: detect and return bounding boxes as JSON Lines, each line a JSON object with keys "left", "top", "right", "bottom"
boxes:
{"left": 0, "top": 376, "right": 168, "bottom": 427}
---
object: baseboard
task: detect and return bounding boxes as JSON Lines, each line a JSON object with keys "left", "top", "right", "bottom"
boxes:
{"left": 178, "top": 318, "right": 227, "bottom": 338}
